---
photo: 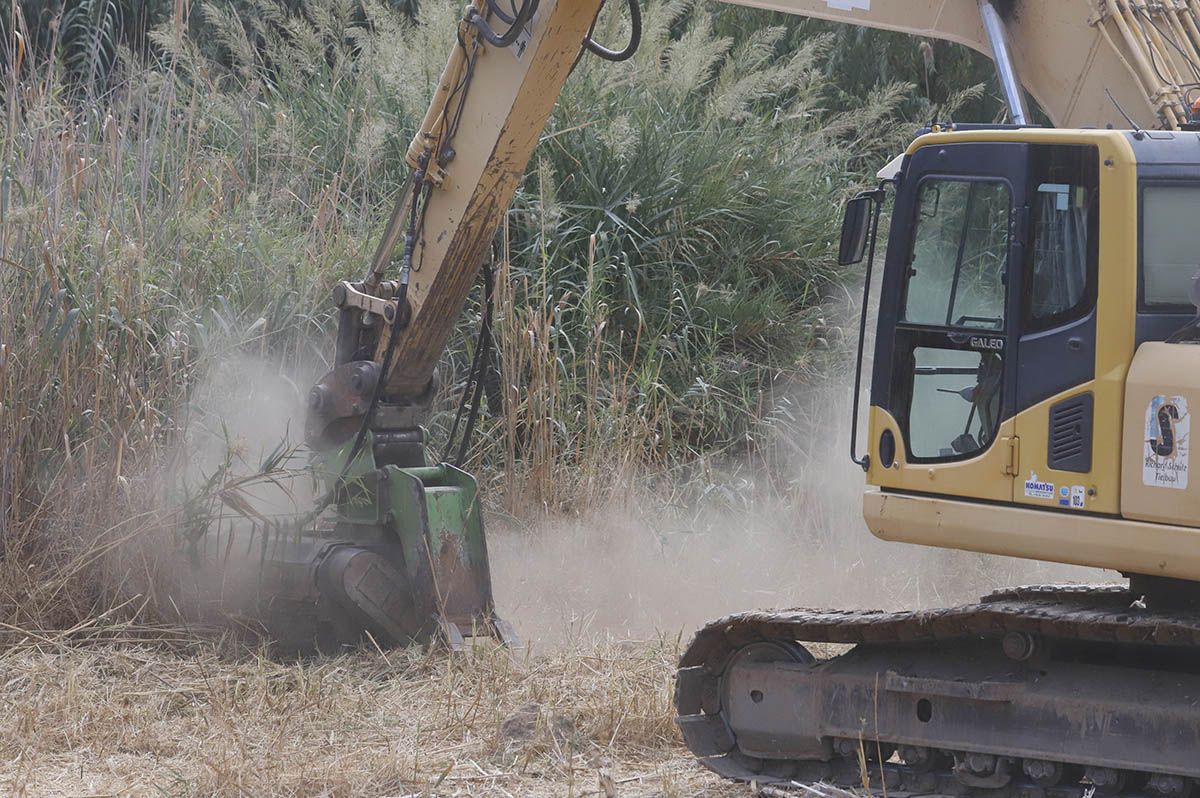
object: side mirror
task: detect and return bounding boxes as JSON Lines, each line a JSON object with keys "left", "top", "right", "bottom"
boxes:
{"left": 838, "top": 194, "right": 876, "bottom": 266}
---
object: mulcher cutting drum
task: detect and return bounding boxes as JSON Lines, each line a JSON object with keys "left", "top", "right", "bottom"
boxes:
{"left": 199, "top": 440, "right": 516, "bottom": 654}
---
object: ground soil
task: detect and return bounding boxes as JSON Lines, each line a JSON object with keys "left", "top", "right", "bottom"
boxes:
{"left": 0, "top": 634, "right": 751, "bottom": 798}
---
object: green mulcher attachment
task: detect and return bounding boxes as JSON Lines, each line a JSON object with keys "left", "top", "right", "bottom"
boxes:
{"left": 208, "top": 434, "right": 517, "bottom": 655}
{"left": 195, "top": 246, "right": 516, "bottom": 653}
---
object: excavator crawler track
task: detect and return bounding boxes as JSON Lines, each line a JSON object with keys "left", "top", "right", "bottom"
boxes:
{"left": 676, "top": 585, "right": 1200, "bottom": 795}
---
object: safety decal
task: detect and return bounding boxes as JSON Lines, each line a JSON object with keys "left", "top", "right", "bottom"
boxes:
{"left": 1144, "top": 395, "right": 1189, "bottom": 490}
{"left": 1024, "top": 472, "right": 1054, "bottom": 500}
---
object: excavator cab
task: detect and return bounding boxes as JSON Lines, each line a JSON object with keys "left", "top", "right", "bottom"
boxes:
{"left": 839, "top": 132, "right": 1119, "bottom": 561}
{"left": 855, "top": 133, "right": 1103, "bottom": 502}
{"left": 837, "top": 127, "right": 1200, "bottom": 586}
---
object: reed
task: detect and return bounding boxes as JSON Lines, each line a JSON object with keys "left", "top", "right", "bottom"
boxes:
{"left": 0, "top": 0, "right": 924, "bottom": 629}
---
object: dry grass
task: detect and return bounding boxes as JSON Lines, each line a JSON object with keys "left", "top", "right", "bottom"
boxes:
{"left": 0, "top": 635, "right": 752, "bottom": 798}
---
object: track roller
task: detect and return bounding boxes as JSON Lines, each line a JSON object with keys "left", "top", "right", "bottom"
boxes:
{"left": 954, "top": 752, "right": 1014, "bottom": 788}
{"left": 1023, "top": 758, "right": 1077, "bottom": 787}
{"left": 1148, "top": 774, "right": 1194, "bottom": 797}
{"left": 1086, "top": 766, "right": 1130, "bottom": 793}
{"left": 833, "top": 738, "right": 895, "bottom": 762}
{"left": 899, "top": 745, "right": 948, "bottom": 773}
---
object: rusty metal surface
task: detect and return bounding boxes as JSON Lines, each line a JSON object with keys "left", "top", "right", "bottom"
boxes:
{"left": 431, "top": 533, "right": 489, "bottom": 623}
{"left": 676, "top": 583, "right": 1200, "bottom": 792}
{"left": 305, "top": 360, "right": 380, "bottom": 447}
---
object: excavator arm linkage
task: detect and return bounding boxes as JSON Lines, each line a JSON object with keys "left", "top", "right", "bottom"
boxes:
{"left": 325, "top": 0, "right": 1200, "bottom": 431}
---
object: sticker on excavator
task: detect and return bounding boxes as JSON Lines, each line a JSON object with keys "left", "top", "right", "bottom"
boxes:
{"left": 1023, "top": 472, "right": 1054, "bottom": 500}
{"left": 512, "top": 11, "right": 538, "bottom": 62}
{"left": 1144, "top": 394, "right": 1190, "bottom": 489}
{"left": 826, "top": 0, "right": 869, "bottom": 10}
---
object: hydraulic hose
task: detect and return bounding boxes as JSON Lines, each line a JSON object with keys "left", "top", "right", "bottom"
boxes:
{"left": 466, "top": 0, "right": 539, "bottom": 49}
{"left": 486, "top": 0, "right": 516, "bottom": 25}
{"left": 583, "top": 0, "right": 641, "bottom": 62}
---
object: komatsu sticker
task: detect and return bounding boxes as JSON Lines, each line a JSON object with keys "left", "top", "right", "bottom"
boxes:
{"left": 1024, "top": 472, "right": 1055, "bottom": 500}
{"left": 1071, "top": 485, "right": 1086, "bottom": 509}
{"left": 1144, "top": 395, "right": 1190, "bottom": 490}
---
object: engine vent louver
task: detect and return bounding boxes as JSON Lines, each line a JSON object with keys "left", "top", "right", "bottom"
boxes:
{"left": 1047, "top": 393, "right": 1093, "bottom": 473}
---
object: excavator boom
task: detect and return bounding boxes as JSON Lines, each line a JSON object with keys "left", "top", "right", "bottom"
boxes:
{"left": 338, "top": 0, "right": 1200, "bottom": 422}
{"left": 716, "top": 0, "right": 1197, "bottom": 130}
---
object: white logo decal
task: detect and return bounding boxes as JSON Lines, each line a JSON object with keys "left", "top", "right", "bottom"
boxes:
{"left": 1144, "top": 395, "right": 1190, "bottom": 490}
{"left": 826, "top": 0, "right": 870, "bottom": 10}
{"left": 1023, "top": 472, "right": 1055, "bottom": 500}
{"left": 969, "top": 337, "right": 1005, "bottom": 351}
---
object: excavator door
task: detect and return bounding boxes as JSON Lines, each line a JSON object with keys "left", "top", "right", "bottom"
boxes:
{"left": 868, "top": 137, "right": 1107, "bottom": 512}
{"left": 868, "top": 139, "right": 1031, "bottom": 502}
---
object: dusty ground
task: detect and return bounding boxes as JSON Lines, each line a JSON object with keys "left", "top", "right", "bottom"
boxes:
{"left": 0, "top": 502, "right": 1107, "bottom": 798}
{"left": 0, "top": 632, "right": 749, "bottom": 798}
{"left": 0, "top": 421, "right": 1110, "bottom": 797}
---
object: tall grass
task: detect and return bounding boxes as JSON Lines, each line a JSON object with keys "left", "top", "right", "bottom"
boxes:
{"left": 0, "top": 0, "right": 918, "bottom": 630}
{"left": 463, "top": 2, "right": 913, "bottom": 512}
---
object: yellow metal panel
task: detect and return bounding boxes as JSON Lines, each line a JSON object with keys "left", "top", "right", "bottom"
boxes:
{"left": 1011, "top": 386, "right": 1116, "bottom": 515}
{"left": 865, "top": 489, "right": 1200, "bottom": 581}
{"left": 373, "top": 0, "right": 607, "bottom": 397}
{"left": 867, "top": 406, "right": 1017, "bottom": 502}
{"left": 1007, "top": 130, "right": 1138, "bottom": 517}
{"left": 903, "top": 127, "right": 1138, "bottom": 154}
{"left": 715, "top": 0, "right": 1155, "bottom": 129}
{"left": 1123, "top": 342, "right": 1200, "bottom": 527}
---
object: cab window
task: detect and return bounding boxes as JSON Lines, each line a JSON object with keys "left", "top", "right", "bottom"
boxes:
{"left": 897, "top": 177, "right": 1010, "bottom": 462}
{"left": 909, "top": 347, "right": 1003, "bottom": 459}
{"left": 1029, "top": 183, "right": 1089, "bottom": 317}
{"left": 1143, "top": 184, "right": 1200, "bottom": 307}
{"left": 1026, "top": 145, "right": 1098, "bottom": 328}
{"left": 902, "top": 179, "right": 1010, "bottom": 330}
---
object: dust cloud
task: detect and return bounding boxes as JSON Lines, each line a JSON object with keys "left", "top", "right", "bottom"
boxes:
{"left": 172, "top": 354, "right": 1109, "bottom": 649}
{"left": 489, "top": 390, "right": 1108, "bottom": 649}
{"left": 488, "top": 281, "right": 1111, "bottom": 648}
{"left": 186, "top": 353, "right": 316, "bottom": 487}
{"left": 187, "top": 353, "right": 318, "bottom": 504}
{"left": 153, "top": 354, "right": 320, "bottom": 625}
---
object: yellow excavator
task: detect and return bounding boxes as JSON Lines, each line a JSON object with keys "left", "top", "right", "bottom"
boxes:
{"left": 232, "top": 0, "right": 1200, "bottom": 790}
